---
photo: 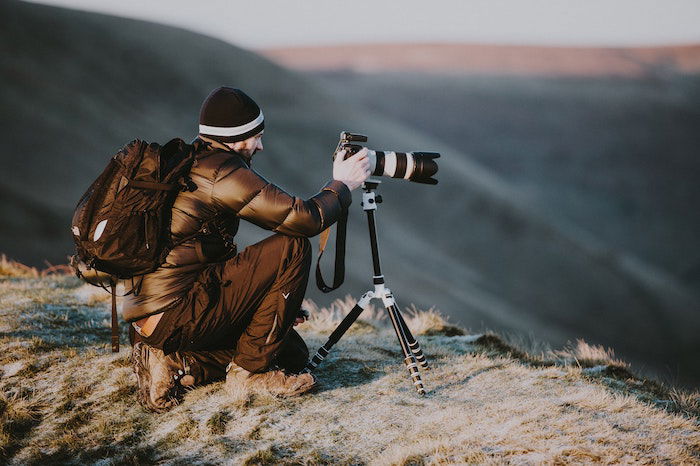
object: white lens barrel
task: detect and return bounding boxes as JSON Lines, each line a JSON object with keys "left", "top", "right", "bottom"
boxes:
{"left": 368, "top": 150, "right": 377, "bottom": 174}
{"left": 384, "top": 152, "right": 397, "bottom": 177}
{"left": 403, "top": 152, "right": 415, "bottom": 180}
{"left": 367, "top": 150, "right": 415, "bottom": 179}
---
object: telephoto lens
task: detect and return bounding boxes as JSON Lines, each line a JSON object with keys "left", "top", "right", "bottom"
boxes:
{"left": 367, "top": 150, "right": 440, "bottom": 185}
{"left": 334, "top": 131, "right": 440, "bottom": 185}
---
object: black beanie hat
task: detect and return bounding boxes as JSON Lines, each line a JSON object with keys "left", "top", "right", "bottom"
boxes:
{"left": 198, "top": 87, "right": 264, "bottom": 142}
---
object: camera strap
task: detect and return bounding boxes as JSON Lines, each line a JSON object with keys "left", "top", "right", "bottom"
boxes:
{"left": 315, "top": 208, "right": 348, "bottom": 293}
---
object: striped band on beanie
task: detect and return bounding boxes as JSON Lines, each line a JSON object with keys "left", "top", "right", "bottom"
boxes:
{"left": 198, "top": 87, "right": 265, "bottom": 142}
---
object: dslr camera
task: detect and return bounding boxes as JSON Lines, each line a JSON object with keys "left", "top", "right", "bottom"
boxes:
{"left": 333, "top": 131, "right": 440, "bottom": 185}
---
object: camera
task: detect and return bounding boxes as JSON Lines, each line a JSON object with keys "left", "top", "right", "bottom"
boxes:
{"left": 333, "top": 131, "right": 440, "bottom": 185}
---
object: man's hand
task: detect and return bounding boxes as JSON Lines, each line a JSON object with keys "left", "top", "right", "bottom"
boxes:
{"left": 333, "top": 148, "right": 371, "bottom": 191}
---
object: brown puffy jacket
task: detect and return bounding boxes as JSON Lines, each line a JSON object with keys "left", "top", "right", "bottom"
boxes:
{"left": 121, "top": 137, "right": 351, "bottom": 322}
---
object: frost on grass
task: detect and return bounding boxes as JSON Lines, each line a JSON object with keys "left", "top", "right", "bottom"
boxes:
{"left": 1, "top": 275, "right": 699, "bottom": 465}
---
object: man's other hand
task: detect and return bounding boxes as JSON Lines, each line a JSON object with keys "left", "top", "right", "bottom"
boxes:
{"left": 333, "top": 148, "right": 371, "bottom": 191}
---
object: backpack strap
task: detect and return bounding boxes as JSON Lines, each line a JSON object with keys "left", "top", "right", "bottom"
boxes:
{"left": 315, "top": 208, "right": 348, "bottom": 293}
{"left": 128, "top": 180, "right": 178, "bottom": 191}
{"left": 194, "top": 240, "right": 207, "bottom": 263}
{"left": 110, "top": 279, "right": 119, "bottom": 352}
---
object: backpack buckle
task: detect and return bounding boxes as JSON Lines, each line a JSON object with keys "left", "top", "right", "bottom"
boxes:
{"left": 180, "top": 177, "right": 197, "bottom": 192}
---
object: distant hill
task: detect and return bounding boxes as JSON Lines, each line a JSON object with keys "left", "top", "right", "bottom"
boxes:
{"left": 1, "top": 0, "right": 699, "bottom": 387}
{"left": 1, "top": 274, "right": 699, "bottom": 464}
{"left": 260, "top": 43, "right": 700, "bottom": 76}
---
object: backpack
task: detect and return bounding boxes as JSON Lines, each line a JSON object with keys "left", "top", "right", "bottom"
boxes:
{"left": 70, "top": 138, "right": 199, "bottom": 352}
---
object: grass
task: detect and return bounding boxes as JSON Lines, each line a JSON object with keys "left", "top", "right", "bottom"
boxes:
{"left": 1, "top": 270, "right": 699, "bottom": 464}
{"left": 0, "top": 254, "right": 72, "bottom": 278}
{"left": 206, "top": 410, "right": 231, "bottom": 436}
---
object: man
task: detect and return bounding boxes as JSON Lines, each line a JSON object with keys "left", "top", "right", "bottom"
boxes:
{"left": 127, "top": 86, "right": 370, "bottom": 412}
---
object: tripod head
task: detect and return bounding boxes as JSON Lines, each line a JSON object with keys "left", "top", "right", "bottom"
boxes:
{"left": 362, "top": 178, "right": 381, "bottom": 192}
{"left": 361, "top": 179, "right": 384, "bottom": 210}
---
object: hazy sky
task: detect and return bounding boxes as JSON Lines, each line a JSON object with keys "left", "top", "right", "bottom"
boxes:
{"left": 29, "top": 0, "right": 700, "bottom": 49}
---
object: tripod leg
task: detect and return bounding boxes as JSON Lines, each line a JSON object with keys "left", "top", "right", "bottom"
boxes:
{"left": 385, "top": 302, "right": 426, "bottom": 396}
{"left": 304, "top": 292, "right": 372, "bottom": 372}
{"left": 396, "top": 311, "right": 430, "bottom": 370}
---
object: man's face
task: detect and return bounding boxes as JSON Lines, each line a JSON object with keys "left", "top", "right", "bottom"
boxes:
{"left": 228, "top": 132, "right": 264, "bottom": 158}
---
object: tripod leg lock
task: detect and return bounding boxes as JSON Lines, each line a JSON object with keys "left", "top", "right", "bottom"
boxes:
{"left": 373, "top": 283, "right": 396, "bottom": 307}
{"left": 404, "top": 356, "right": 426, "bottom": 396}
{"left": 380, "top": 289, "right": 396, "bottom": 307}
{"left": 409, "top": 340, "right": 430, "bottom": 370}
{"left": 358, "top": 291, "right": 374, "bottom": 308}
{"left": 304, "top": 345, "right": 330, "bottom": 372}
{"left": 404, "top": 358, "right": 419, "bottom": 371}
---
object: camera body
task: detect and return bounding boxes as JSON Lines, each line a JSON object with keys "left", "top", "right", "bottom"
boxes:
{"left": 333, "top": 131, "right": 440, "bottom": 185}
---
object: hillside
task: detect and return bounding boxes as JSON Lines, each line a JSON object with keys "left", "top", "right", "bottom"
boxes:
{"left": 260, "top": 43, "right": 700, "bottom": 76}
{"left": 1, "top": 271, "right": 699, "bottom": 464}
{"left": 1, "top": 0, "right": 699, "bottom": 387}
{"left": 306, "top": 70, "right": 700, "bottom": 294}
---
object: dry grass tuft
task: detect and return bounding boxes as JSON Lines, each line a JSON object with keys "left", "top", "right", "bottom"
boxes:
{"left": 242, "top": 445, "right": 289, "bottom": 465}
{"left": 299, "top": 295, "right": 385, "bottom": 334}
{"left": 0, "top": 254, "right": 72, "bottom": 278}
{"left": 224, "top": 379, "right": 254, "bottom": 408}
{"left": 0, "top": 255, "right": 40, "bottom": 278}
{"left": 0, "top": 391, "right": 43, "bottom": 461}
{"left": 207, "top": 410, "right": 231, "bottom": 436}
{"left": 553, "top": 338, "right": 629, "bottom": 368}
{"left": 403, "top": 304, "right": 465, "bottom": 336}
{"left": 299, "top": 297, "right": 462, "bottom": 338}
{"left": 668, "top": 387, "right": 700, "bottom": 418}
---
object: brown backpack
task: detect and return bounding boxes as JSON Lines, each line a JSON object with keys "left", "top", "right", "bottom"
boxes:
{"left": 70, "top": 138, "right": 199, "bottom": 351}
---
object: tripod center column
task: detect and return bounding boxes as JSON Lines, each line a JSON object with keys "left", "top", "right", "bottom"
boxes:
{"left": 361, "top": 185, "right": 384, "bottom": 286}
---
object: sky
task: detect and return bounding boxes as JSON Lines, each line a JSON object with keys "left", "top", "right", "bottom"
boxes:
{"left": 27, "top": 0, "right": 700, "bottom": 49}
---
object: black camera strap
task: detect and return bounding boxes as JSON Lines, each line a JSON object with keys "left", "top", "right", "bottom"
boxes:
{"left": 315, "top": 208, "right": 348, "bottom": 293}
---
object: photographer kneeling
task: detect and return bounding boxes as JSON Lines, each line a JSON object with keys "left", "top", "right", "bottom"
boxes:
{"left": 127, "top": 86, "right": 370, "bottom": 411}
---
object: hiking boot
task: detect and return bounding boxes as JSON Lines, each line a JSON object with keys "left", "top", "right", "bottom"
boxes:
{"left": 225, "top": 361, "right": 317, "bottom": 398}
{"left": 131, "top": 342, "right": 195, "bottom": 413}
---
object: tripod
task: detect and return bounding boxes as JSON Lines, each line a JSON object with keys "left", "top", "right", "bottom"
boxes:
{"left": 304, "top": 179, "right": 430, "bottom": 395}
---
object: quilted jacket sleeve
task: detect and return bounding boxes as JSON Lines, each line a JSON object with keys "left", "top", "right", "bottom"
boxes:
{"left": 211, "top": 157, "right": 352, "bottom": 237}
